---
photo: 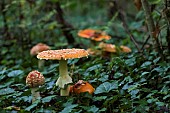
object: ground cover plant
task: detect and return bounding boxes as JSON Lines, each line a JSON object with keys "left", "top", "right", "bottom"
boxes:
{"left": 0, "top": 0, "right": 170, "bottom": 113}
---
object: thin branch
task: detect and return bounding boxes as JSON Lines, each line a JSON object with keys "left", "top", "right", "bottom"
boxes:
{"left": 141, "top": 35, "right": 150, "bottom": 51}
{"left": 141, "top": 0, "right": 162, "bottom": 50}
{"left": 55, "top": 1, "right": 75, "bottom": 44}
{"left": 141, "top": 0, "right": 165, "bottom": 59}
{"left": 114, "top": 0, "right": 141, "bottom": 52}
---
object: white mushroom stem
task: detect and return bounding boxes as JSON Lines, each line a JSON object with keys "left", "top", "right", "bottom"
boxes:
{"left": 31, "top": 87, "right": 40, "bottom": 103}
{"left": 56, "top": 59, "right": 72, "bottom": 96}
{"left": 38, "top": 60, "right": 45, "bottom": 71}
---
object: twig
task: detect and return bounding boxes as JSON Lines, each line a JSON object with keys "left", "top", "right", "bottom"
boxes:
{"left": 114, "top": 0, "right": 141, "bottom": 52}
{"left": 141, "top": 35, "right": 150, "bottom": 51}
{"left": 141, "top": 0, "right": 162, "bottom": 51}
{"left": 55, "top": 1, "right": 75, "bottom": 44}
{"left": 141, "top": 0, "right": 165, "bottom": 59}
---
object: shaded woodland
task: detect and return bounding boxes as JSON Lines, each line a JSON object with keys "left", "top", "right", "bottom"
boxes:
{"left": 0, "top": 0, "right": 170, "bottom": 112}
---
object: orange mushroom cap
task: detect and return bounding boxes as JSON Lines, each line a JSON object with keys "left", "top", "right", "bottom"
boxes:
{"left": 26, "top": 70, "right": 45, "bottom": 88}
{"left": 78, "top": 29, "right": 111, "bottom": 41}
{"left": 99, "top": 42, "right": 116, "bottom": 53}
{"left": 70, "top": 80, "right": 95, "bottom": 94}
{"left": 37, "top": 48, "right": 89, "bottom": 60}
{"left": 120, "top": 46, "right": 132, "bottom": 53}
{"left": 30, "top": 43, "right": 50, "bottom": 55}
{"left": 87, "top": 48, "right": 101, "bottom": 56}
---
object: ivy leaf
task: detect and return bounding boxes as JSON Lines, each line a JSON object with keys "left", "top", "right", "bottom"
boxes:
{"left": 163, "top": 94, "right": 170, "bottom": 100}
{"left": 87, "top": 105, "right": 99, "bottom": 113}
{"left": 141, "top": 72, "right": 149, "bottom": 76}
{"left": 42, "top": 95, "right": 56, "bottom": 103}
{"left": 0, "top": 88, "right": 15, "bottom": 96}
{"left": 94, "top": 82, "right": 118, "bottom": 94}
{"left": 125, "top": 58, "right": 136, "bottom": 66}
{"left": 114, "top": 72, "right": 123, "bottom": 79}
{"left": 151, "top": 67, "right": 164, "bottom": 73}
{"left": 153, "top": 57, "right": 161, "bottom": 63}
{"left": 129, "top": 89, "right": 139, "bottom": 98}
{"left": 86, "top": 64, "right": 101, "bottom": 72}
{"left": 155, "top": 102, "right": 165, "bottom": 106}
{"left": 93, "top": 96, "right": 107, "bottom": 101}
{"left": 59, "top": 104, "right": 78, "bottom": 113}
{"left": 25, "top": 100, "right": 40, "bottom": 111}
{"left": 141, "top": 61, "right": 152, "bottom": 68}
{"left": 7, "top": 70, "right": 23, "bottom": 77}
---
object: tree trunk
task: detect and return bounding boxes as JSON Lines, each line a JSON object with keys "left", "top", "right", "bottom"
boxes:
{"left": 55, "top": 2, "right": 75, "bottom": 44}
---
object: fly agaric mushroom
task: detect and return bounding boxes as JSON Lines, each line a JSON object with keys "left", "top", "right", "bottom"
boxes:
{"left": 78, "top": 29, "right": 111, "bottom": 41}
{"left": 26, "top": 70, "right": 45, "bottom": 103}
{"left": 37, "top": 49, "right": 89, "bottom": 96}
{"left": 30, "top": 43, "right": 50, "bottom": 70}
{"left": 120, "top": 46, "right": 132, "bottom": 53}
{"left": 70, "top": 80, "right": 95, "bottom": 94}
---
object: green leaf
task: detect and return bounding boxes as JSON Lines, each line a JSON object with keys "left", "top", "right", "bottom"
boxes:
{"left": 94, "top": 82, "right": 118, "bottom": 94}
{"left": 163, "top": 94, "right": 170, "bottom": 100}
{"left": 141, "top": 72, "right": 149, "bottom": 76}
{"left": 125, "top": 58, "right": 136, "bottom": 66}
{"left": 151, "top": 67, "right": 164, "bottom": 73}
{"left": 7, "top": 70, "right": 23, "bottom": 77}
{"left": 114, "top": 72, "right": 123, "bottom": 79}
{"left": 155, "top": 102, "right": 165, "bottom": 106}
{"left": 25, "top": 100, "right": 40, "bottom": 111}
{"left": 59, "top": 104, "right": 78, "bottom": 113}
{"left": 0, "top": 88, "right": 15, "bottom": 96}
{"left": 141, "top": 61, "right": 152, "bottom": 68}
{"left": 86, "top": 64, "right": 101, "bottom": 72}
{"left": 87, "top": 105, "right": 99, "bottom": 113}
{"left": 0, "top": 81, "right": 13, "bottom": 89}
{"left": 93, "top": 96, "right": 107, "bottom": 101}
{"left": 129, "top": 89, "right": 139, "bottom": 98}
{"left": 153, "top": 57, "right": 161, "bottom": 64}
{"left": 42, "top": 95, "right": 56, "bottom": 103}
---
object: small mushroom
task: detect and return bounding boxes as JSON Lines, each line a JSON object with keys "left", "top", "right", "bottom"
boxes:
{"left": 78, "top": 29, "right": 111, "bottom": 42}
{"left": 30, "top": 43, "right": 50, "bottom": 70}
{"left": 26, "top": 70, "right": 45, "bottom": 103}
{"left": 70, "top": 80, "right": 95, "bottom": 94}
{"left": 37, "top": 49, "right": 89, "bottom": 96}
{"left": 87, "top": 48, "right": 101, "bottom": 56}
{"left": 120, "top": 46, "right": 132, "bottom": 53}
{"left": 99, "top": 42, "right": 117, "bottom": 53}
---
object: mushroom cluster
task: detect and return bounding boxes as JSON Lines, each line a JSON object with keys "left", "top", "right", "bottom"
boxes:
{"left": 78, "top": 29, "right": 111, "bottom": 56}
{"left": 26, "top": 70, "right": 45, "bottom": 102}
{"left": 37, "top": 48, "right": 89, "bottom": 96}
{"left": 99, "top": 42, "right": 132, "bottom": 54}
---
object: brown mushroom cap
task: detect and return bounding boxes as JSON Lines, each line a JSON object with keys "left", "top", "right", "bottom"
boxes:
{"left": 99, "top": 42, "right": 116, "bottom": 53}
{"left": 78, "top": 29, "right": 96, "bottom": 38}
{"left": 87, "top": 48, "right": 101, "bottom": 56}
{"left": 120, "top": 46, "right": 132, "bottom": 53}
{"left": 70, "top": 80, "right": 95, "bottom": 94}
{"left": 30, "top": 43, "right": 50, "bottom": 55}
{"left": 78, "top": 29, "right": 111, "bottom": 41}
{"left": 26, "top": 70, "right": 45, "bottom": 88}
{"left": 37, "top": 49, "right": 89, "bottom": 60}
